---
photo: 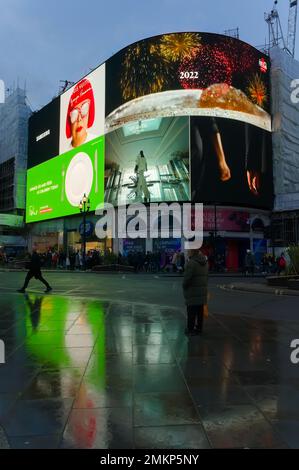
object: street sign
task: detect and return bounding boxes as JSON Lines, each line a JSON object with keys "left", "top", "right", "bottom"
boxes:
{"left": 79, "top": 221, "right": 94, "bottom": 237}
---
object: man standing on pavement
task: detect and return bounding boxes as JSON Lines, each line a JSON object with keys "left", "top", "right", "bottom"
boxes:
{"left": 18, "top": 250, "right": 52, "bottom": 293}
{"left": 183, "top": 249, "right": 208, "bottom": 336}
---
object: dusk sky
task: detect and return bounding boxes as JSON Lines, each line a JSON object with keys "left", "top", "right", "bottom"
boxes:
{"left": 0, "top": 0, "right": 293, "bottom": 110}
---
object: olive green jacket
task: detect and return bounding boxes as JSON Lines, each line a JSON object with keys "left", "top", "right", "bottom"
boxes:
{"left": 183, "top": 253, "right": 208, "bottom": 306}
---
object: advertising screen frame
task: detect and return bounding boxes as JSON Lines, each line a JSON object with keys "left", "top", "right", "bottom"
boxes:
{"left": 26, "top": 31, "right": 273, "bottom": 224}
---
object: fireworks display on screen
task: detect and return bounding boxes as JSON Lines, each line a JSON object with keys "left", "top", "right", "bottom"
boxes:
{"left": 159, "top": 33, "right": 202, "bottom": 61}
{"left": 178, "top": 45, "right": 233, "bottom": 89}
{"left": 246, "top": 74, "right": 268, "bottom": 107}
{"left": 113, "top": 32, "right": 269, "bottom": 112}
{"left": 120, "top": 41, "right": 173, "bottom": 101}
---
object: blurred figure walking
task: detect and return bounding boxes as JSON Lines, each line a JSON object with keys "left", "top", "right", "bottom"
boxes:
{"left": 18, "top": 250, "right": 52, "bottom": 293}
{"left": 244, "top": 249, "right": 255, "bottom": 276}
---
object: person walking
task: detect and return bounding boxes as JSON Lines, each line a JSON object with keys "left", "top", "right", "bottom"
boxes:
{"left": 75, "top": 250, "right": 80, "bottom": 270}
{"left": 244, "top": 249, "right": 255, "bottom": 276}
{"left": 183, "top": 249, "right": 208, "bottom": 336}
{"left": 180, "top": 251, "right": 185, "bottom": 273}
{"left": 18, "top": 250, "right": 52, "bottom": 293}
{"left": 277, "top": 252, "right": 286, "bottom": 275}
{"left": 171, "top": 251, "right": 179, "bottom": 273}
{"left": 66, "top": 254, "right": 71, "bottom": 270}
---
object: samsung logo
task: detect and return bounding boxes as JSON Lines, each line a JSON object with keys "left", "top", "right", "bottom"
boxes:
{"left": 36, "top": 129, "right": 50, "bottom": 142}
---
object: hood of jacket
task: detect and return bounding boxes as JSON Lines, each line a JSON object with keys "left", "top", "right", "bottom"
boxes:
{"left": 190, "top": 253, "right": 207, "bottom": 266}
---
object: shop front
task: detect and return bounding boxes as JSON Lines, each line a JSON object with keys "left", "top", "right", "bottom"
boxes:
{"left": 28, "top": 214, "right": 112, "bottom": 256}
{"left": 66, "top": 229, "right": 112, "bottom": 255}
{"left": 27, "top": 205, "right": 270, "bottom": 273}
{"left": 201, "top": 207, "right": 270, "bottom": 271}
{"left": 31, "top": 232, "right": 62, "bottom": 253}
{"left": 200, "top": 207, "right": 247, "bottom": 271}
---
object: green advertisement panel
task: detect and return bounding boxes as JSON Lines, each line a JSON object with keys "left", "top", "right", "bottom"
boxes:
{"left": 26, "top": 136, "right": 105, "bottom": 223}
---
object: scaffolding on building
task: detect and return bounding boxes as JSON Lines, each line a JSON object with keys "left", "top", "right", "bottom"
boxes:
{"left": 223, "top": 28, "right": 240, "bottom": 39}
{"left": 270, "top": 212, "right": 299, "bottom": 246}
{"left": 0, "top": 87, "right": 31, "bottom": 214}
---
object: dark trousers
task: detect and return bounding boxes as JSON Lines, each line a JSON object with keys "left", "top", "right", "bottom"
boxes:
{"left": 187, "top": 305, "right": 204, "bottom": 332}
{"left": 22, "top": 270, "right": 50, "bottom": 290}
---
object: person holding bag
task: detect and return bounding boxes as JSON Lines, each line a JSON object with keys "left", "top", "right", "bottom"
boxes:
{"left": 183, "top": 249, "right": 209, "bottom": 336}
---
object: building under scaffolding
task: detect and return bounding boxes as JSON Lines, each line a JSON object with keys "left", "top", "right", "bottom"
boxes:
{"left": 271, "top": 211, "right": 299, "bottom": 246}
{"left": 270, "top": 47, "right": 299, "bottom": 249}
{"left": 0, "top": 87, "right": 31, "bottom": 255}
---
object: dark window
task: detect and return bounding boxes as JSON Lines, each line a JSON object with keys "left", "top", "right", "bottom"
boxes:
{"left": 0, "top": 158, "right": 15, "bottom": 211}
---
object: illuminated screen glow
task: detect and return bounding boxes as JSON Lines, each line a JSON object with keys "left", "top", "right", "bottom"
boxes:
{"left": 26, "top": 32, "right": 273, "bottom": 222}
{"left": 26, "top": 136, "right": 104, "bottom": 223}
{"left": 122, "top": 118, "right": 163, "bottom": 137}
{"left": 105, "top": 32, "right": 271, "bottom": 133}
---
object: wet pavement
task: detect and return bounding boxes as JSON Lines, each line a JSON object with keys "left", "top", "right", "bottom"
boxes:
{"left": 0, "top": 275, "right": 299, "bottom": 449}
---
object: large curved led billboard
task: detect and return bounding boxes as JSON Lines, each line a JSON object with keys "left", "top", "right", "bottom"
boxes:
{"left": 105, "top": 32, "right": 271, "bottom": 132}
{"left": 26, "top": 32, "right": 273, "bottom": 223}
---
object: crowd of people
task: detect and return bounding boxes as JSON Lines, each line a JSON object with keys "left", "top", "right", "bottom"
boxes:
{"left": 261, "top": 252, "right": 287, "bottom": 275}
{"left": 122, "top": 250, "right": 185, "bottom": 273}
{"left": 35, "top": 249, "right": 111, "bottom": 270}
{"left": 15, "top": 248, "right": 186, "bottom": 273}
{"left": 1, "top": 245, "right": 289, "bottom": 276}
{"left": 0, "top": 251, "right": 7, "bottom": 264}
{"left": 206, "top": 253, "right": 226, "bottom": 273}
{"left": 243, "top": 250, "right": 287, "bottom": 276}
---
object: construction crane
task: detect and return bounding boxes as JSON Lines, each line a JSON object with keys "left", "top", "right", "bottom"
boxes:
{"left": 59, "top": 80, "right": 75, "bottom": 94}
{"left": 265, "top": 0, "right": 298, "bottom": 57}
{"left": 265, "top": 1, "right": 287, "bottom": 51}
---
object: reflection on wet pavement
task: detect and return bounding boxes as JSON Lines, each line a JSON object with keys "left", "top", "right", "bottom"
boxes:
{"left": 0, "top": 293, "right": 298, "bottom": 448}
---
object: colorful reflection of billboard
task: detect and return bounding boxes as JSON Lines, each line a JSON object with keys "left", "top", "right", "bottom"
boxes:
{"left": 22, "top": 295, "right": 107, "bottom": 448}
{"left": 24, "top": 295, "right": 105, "bottom": 372}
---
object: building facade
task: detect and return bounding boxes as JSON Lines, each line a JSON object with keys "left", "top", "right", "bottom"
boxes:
{"left": 270, "top": 47, "right": 299, "bottom": 252}
{"left": 0, "top": 88, "right": 31, "bottom": 255}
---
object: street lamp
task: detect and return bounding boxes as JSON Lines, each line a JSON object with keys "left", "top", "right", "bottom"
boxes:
{"left": 79, "top": 193, "right": 90, "bottom": 270}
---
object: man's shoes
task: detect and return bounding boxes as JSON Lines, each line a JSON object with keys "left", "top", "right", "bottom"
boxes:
{"left": 17, "top": 288, "right": 25, "bottom": 293}
{"left": 45, "top": 287, "right": 53, "bottom": 293}
{"left": 190, "top": 330, "right": 199, "bottom": 336}
{"left": 184, "top": 328, "right": 199, "bottom": 337}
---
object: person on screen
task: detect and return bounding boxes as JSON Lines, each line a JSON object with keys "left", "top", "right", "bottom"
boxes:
{"left": 245, "top": 123, "right": 267, "bottom": 197}
{"left": 191, "top": 118, "right": 266, "bottom": 201}
{"left": 135, "top": 150, "right": 151, "bottom": 202}
{"left": 65, "top": 78, "right": 96, "bottom": 149}
{"left": 191, "top": 118, "right": 231, "bottom": 201}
